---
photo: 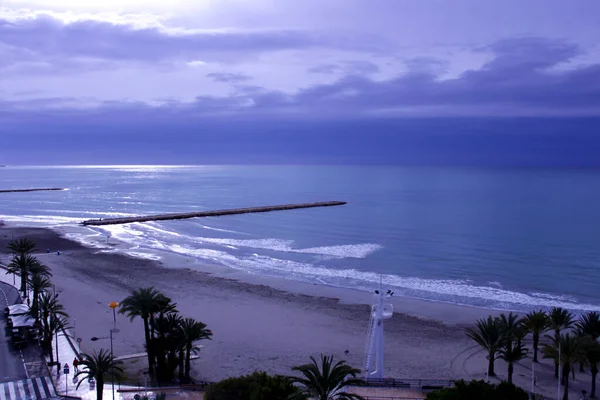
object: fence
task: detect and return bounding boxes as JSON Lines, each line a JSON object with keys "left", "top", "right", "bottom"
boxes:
{"left": 362, "top": 378, "right": 454, "bottom": 390}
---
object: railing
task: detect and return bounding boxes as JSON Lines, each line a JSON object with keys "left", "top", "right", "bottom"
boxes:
{"left": 361, "top": 378, "right": 454, "bottom": 390}
{"left": 116, "top": 380, "right": 214, "bottom": 391}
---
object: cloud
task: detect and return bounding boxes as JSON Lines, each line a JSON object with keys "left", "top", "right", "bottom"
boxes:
{"left": 0, "top": 13, "right": 388, "bottom": 70}
{"left": 308, "top": 60, "right": 380, "bottom": 75}
{"left": 2, "top": 36, "right": 599, "bottom": 118}
{"left": 206, "top": 72, "right": 253, "bottom": 83}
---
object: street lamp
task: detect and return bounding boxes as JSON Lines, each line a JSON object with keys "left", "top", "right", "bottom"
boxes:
{"left": 91, "top": 328, "right": 120, "bottom": 400}
{"left": 109, "top": 302, "right": 119, "bottom": 331}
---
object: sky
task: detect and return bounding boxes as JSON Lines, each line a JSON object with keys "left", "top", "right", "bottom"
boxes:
{"left": 1, "top": 0, "right": 600, "bottom": 165}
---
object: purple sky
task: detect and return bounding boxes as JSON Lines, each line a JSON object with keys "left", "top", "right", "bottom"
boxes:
{"left": 1, "top": 0, "right": 600, "bottom": 165}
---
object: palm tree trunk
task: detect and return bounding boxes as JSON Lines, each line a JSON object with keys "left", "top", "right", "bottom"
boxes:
{"left": 487, "top": 352, "right": 495, "bottom": 377}
{"left": 533, "top": 333, "right": 539, "bottom": 362}
{"left": 591, "top": 368, "right": 597, "bottom": 398}
{"left": 47, "top": 338, "right": 54, "bottom": 364}
{"left": 178, "top": 349, "right": 184, "bottom": 383}
{"left": 507, "top": 362, "right": 514, "bottom": 384}
{"left": 143, "top": 317, "right": 154, "bottom": 378}
{"left": 563, "top": 365, "right": 570, "bottom": 400}
{"left": 185, "top": 345, "right": 192, "bottom": 380}
{"left": 20, "top": 268, "right": 27, "bottom": 294}
{"left": 97, "top": 379, "right": 104, "bottom": 400}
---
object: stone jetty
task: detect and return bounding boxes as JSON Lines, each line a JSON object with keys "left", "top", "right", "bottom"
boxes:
{"left": 81, "top": 201, "right": 347, "bottom": 226}
{"left": 0, "top": 188, "right": 65, "bottom": 193}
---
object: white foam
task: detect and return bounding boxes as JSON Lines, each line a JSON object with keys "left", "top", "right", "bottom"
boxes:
{"left": 191, "top": 237, "right": 381, "bottom": 259}
{"left": 152, "top": 241, "right": 600, "bottom": 312}
{"left": 0, "top": 214, "right": 82, "bottom": 225}
{"left": 200, "top": 225, "right": 246, "bottom": 234}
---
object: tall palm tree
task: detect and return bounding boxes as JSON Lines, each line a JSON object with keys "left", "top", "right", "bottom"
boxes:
{"left": 76, "top": 349, "right": 124, "bottom": 400}
{"left": 290, "top": 354, "right": 364, "bottom": 400}
{"left": 581, "top": 337, "right": 600, "bottom": 399}
{"left": 7, "top": 238, "right": 36, "bottom": 293}
{"left": 150, "top": 294, "right": 178, "bottom": 339}
{"left": 7, "top": 238, "right": 36, "bottom": 254}
{"left": 151, "top": 312, "right": 183, "bottom": 382}
{"left": 179, "top": 318, "right": 213, "bottom": 382}
{"left": 119, "top": 287, "right": 163, "bottom": 378}
{"left": 27, "top": 273, "right": 52, "bottom": 323}
{"left": 575, "top": 312, "right": 600, "bottom": 373}
{"left": 465, "top": 316, "right": 504, "bottom": 377}
{"left": 548, "top": 307, "right": 575, "bottom": 378}
{"left": 578, "top": 312, "right": 600, "bottom": 340}
{"left": 543, "top": 333, "right": 581, "bottom": 400}
{"left": 6, "top": 254, "right": 39, "bottom": 295}
{"left": 498, "top": 338, "right": 528, "bottom": 384}
{"left": 28, "top": 260, "right": 52, "bottom": 278}
{"left": 522, "top": 310, "right": 548, "bottom": 363}
{"left": 36, "top": 292, "right": 69, "bottom": 362}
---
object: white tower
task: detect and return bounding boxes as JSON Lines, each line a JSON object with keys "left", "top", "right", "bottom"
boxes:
{"left": 364, "top": 283, "right": 393, "bottom": 380}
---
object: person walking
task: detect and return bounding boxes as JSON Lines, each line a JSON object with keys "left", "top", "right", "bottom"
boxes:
{"left": 73, "top": 357, "right": 79, "bottom": 373}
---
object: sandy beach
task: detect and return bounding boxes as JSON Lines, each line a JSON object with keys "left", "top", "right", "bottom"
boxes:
{"left": 0, "top": 226, "right": 585, "bottom": 398}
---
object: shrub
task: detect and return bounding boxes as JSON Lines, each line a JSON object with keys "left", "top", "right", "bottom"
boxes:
{"left": 426, "top": 379, "right": 528, "bottom": 400}
{"left": 203, "top": 371, "right": 301, "bottom": 400}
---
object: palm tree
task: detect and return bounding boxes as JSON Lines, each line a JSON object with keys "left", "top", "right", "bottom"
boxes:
{"left": 575, "top": 312, "right": 600, "bottom": 373}
{"left": 7, "top": 238, "right": 36, "bottom": 293}
{"left": 28, "top": 259, "right": 52, "bottom": 278}
{"left": 465, "top": 316, "right": 504, "bottom": 377}
{"left": 548, "top": 307, "right": 575, "bottom": 378}
{"left": 498, "top": 338, "right": 528, "bottom": 384}
{"left": 578, "top": 312, "right": 600, "bottom": 340}
{"left": 36, "top": 292, "right": 69, "bottom": 362}
{"left": 179, "top": 318, "right": 213, "bottom": 382}
{"left": 6, "top": 254, "right": 39, "bottom": 295}
{"left": 151, "top": 312, "right": 183, "bottom": 382}
{"left": 290, "top": 354, "right": 365, "bottom": 400}
{"left": 522, "top": 310, "right": 548, "bottom": 363}
{"left": 76, "top": 349, "right": 124, "bottom": 400}
{"left": 27, "top": 273, "right": 52, "bottom": 323}
{"left": 543, "top": 333, "right": 581, "bottom": 400}
{"left": 119, "top": 287, "right": 163, "bottom": 378}
{"left": 8, "top": 238, "right": 36, "bottom": 254}
{"left": 581, "top": 337, "right": 600, "bottom": 398}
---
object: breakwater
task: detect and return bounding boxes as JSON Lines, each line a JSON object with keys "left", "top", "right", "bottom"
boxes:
{"left": 81, "top": 201, "right": 347, "bottom": 226}
{"left": 0, "top": 188, "right": 65, "bottom": 193}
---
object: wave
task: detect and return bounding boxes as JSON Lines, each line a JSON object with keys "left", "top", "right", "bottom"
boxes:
{"left": 0, "top": 214, "right": 82, "bottom": 225}
{"left": 3, "top": 213, "right": 598, "bottom": 313}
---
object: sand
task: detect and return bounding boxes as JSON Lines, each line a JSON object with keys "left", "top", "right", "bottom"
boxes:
{"left": 0, "top": 226, "right": 589, "bottom": 398}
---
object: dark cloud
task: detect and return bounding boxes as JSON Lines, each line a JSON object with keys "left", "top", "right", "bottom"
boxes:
{"left": 206, "top": 72, "right": 253, "bottom": 83}
{"left": 1, "top": 36, "right": 599, "bottom": 118}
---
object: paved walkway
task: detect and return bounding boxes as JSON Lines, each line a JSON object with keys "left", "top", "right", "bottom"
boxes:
{"left": 0, "top": 265, "right": 134, "bottom": 400}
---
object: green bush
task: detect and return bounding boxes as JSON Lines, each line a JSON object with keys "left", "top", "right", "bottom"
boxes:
{"left": 426, "top": 380, "right": 528, "bottom": 400}
{"left": 203, "top": 371, "right": 301, "bottom": 400}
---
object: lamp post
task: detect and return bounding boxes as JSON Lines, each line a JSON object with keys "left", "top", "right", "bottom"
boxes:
{"left": 91, "top": 328, "right": 119, "bottom": 400}
{"left": 109, "top": 302, "right": 118, "bottom": 331}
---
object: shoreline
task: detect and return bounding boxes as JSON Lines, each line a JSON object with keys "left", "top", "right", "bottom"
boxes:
{"left": 2, "top": 224, "right": 587, "bottom": 399}
{"left": 0, "top": 226, "right": 478, "bottom": 381}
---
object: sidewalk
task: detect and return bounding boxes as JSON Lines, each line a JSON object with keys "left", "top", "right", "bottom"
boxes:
{"left": 0, "top": 265, "right": 133, "bottom": 400}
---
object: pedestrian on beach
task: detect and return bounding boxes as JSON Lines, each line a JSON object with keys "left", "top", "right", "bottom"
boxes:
{"left": 73, "top": 357, "right": 79, "bottom": 372}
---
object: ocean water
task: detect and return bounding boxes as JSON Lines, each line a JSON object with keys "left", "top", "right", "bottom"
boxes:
{"left": 1, "top": 165, "right": 600, "bottom": 313}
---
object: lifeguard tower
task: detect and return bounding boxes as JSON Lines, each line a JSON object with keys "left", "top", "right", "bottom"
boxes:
{"left": 364, "top": 283, "right": 393, "bottom": 380}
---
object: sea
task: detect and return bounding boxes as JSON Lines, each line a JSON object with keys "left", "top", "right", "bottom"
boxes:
{"left": 1, "top": 165, "right": 599, "bottom": 313}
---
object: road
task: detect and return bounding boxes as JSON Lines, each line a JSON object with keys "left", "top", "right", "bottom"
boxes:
{"left": 0, "top": 281, "right": 49, "bottom": 384}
